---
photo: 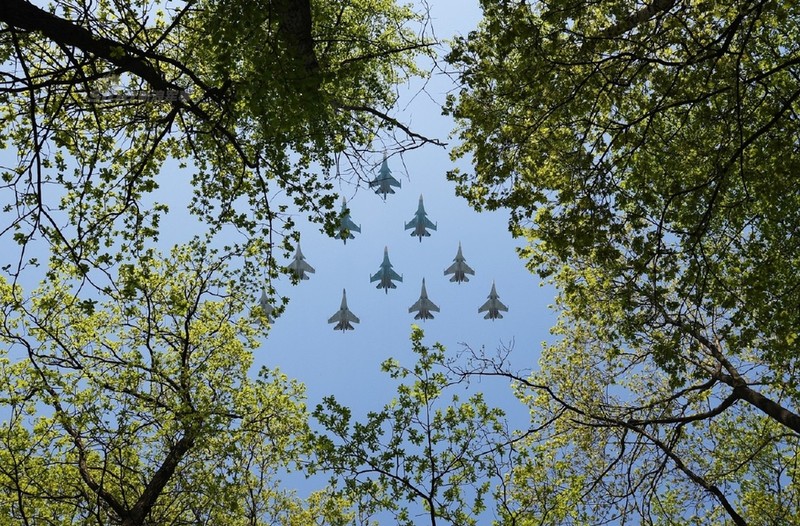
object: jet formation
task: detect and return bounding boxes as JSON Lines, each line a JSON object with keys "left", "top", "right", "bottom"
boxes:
{"left": 258, "top": 156, "right": 510, "bottom": 330}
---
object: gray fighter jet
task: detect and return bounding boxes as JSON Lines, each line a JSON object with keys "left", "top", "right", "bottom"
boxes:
{"left": 444, "top": 242, "right": 475, "bottom": 283}
{"left": 368, "top": 156, "right": 401, "bottom": 199}
{"left": 478, "top": 281, "right": 508, "bottom": 320}
{"left": 287, "top": 243, "right": 315, "bottom": 280}
{"left": 335, "top": 198, "right": 361, "bottom": 244}
{"left": 408, "top": 278, "right": 440, "bottom": 321}
{"left": 258, "top": 290, "right": 274, "bottom": 322}
{"left": 328, "top": 289, "right": 360, "bottom": 331}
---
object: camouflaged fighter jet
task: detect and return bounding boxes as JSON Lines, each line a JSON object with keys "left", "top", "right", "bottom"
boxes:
{"left": 370, "top": 246, "right": 403, "bottom": 293}
{"left": 405, "top": 194, "right": 437, "bottom": 242}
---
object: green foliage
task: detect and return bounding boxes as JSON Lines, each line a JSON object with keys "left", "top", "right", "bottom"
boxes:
{"left": 447, "top": 0, "right": 800, "bottom": 377}
{"left": 0, "top": 242, "right": 327, "bottom": 524}
{"left": 498, "top": 322, "right": 799, "bottom": 525}
{"left": 0, "top": 1, "right": 441, "bottom": 523}
{"left": 312, "top": 327, "right": 511, "bottom": 526}
{"left": 446, "top": 1, "right": 800, "bottom": 523}
{"left": 0, "top": 0, "right": 435, "bottom": 288}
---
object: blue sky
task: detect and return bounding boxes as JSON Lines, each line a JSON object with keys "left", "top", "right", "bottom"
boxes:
{"left": 258, "top": 0, "right": 556, "bottom": 423}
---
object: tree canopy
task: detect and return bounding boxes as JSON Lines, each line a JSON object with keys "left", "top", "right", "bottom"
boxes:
{"left": 0, "top": 242, "right": 323, "bottom": 524}
{"left": 5, "top": 0, "right": 800, "bottom": 524}
{"left": 0, "top": 0, "right": 436, "bottom": 286}
{"left": 446, "top": 0, "right": 800, "bottom": 523}
{"left": 313, "top": 327, "right": 512, "bottom": 526}
{"left": 0, "top": 0, "right": 437, "bottom": 523}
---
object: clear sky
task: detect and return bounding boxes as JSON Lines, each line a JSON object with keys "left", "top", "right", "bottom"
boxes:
{"left": 258, "top": 0, "right": 557, "bottom": 425}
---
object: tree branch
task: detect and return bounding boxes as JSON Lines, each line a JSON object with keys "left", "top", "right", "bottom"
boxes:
{"left": 122, "top": 431, "right": 197, "bottom": 526}
{"left": 0, "top": 0, "right": 176, "bottom": 90}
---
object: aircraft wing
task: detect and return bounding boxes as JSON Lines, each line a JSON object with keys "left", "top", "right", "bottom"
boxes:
{"left": 329, "top": 307, "right": 359, "bottom": 327}
{"left": 423, "top": 218, "right": 437, "bottom": 230}
{"left": 445, "top": 261, "right": 475, "bottom": 280}
{"left": 404, "top": 218, "right": 417, "bottom": 230}
{"left": 410, "top": 299, "right": 439, "bottom": 313}
{"left": 369, "top": 179, "right": 400, "bottom": 191}
{"left": 480, "top": 299, "right": 510, "bottom": 313}
{"left": 369, "top": 271, "right": 382, "bottom": 283}
{"left": 342, "top": 219, "right": 361, "bottom": 233}
{"left": 388, "top": 269, "right": 402, "bottom": 281}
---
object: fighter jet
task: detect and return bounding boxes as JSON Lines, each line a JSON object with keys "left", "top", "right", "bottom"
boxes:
{"left": 335, "top": 198, "right": 361, "bottom": 244}
{"left": 408, "top": 278, "right": 440, "bottom": 321}
{"left": 404, "top": 194, "right": 437, "bottom": 242}
{"left": 328, "top": 289, "right": 360, "bottom": 331}
{"left": 258, "top": 290, "right": 274, "bottom": 322}
{"left": 478, "top": 281, "right": 509, "bottom": 320}
{"left": 370, "top": 246, "right": 403, "bottom": 293}
{"left": 368, "top": 156, "right": 401, "bottom": 199}
{"left": 287, "top": 243, "right": 315, "bottom": 280}
{"left": 444, "top": 242, "right": 475, "bottom": 284}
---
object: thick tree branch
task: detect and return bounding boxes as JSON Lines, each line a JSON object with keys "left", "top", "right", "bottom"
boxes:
{"left": 728, "top": 381, "right": 800, "bottom": 436}
{"left": 272, "top": 0, "right": 320, "bottom": 83}
{"left": 658, "top": 310, "right": 800, "bottom": 435}
{"left": 0, "top": 0, "right": 175, "bottom": 90}
{"left": 122, "top": 431, "right": 197, "bottom": 526}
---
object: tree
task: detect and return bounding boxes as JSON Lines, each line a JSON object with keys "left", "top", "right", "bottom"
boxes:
{"left": 0, "top": 0, "right": 438, "bottom": 288}
{"left": 312, "top": 327, "right": 513, "bottom": 526}
{"left": 0, "top": 0, "right": 438, "bottom": 523}
{"left": 0, "top": 241, "right": 327, "bottom": 525}
{"left": 446, "top": 1, "right": 800, "bottom": 523}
